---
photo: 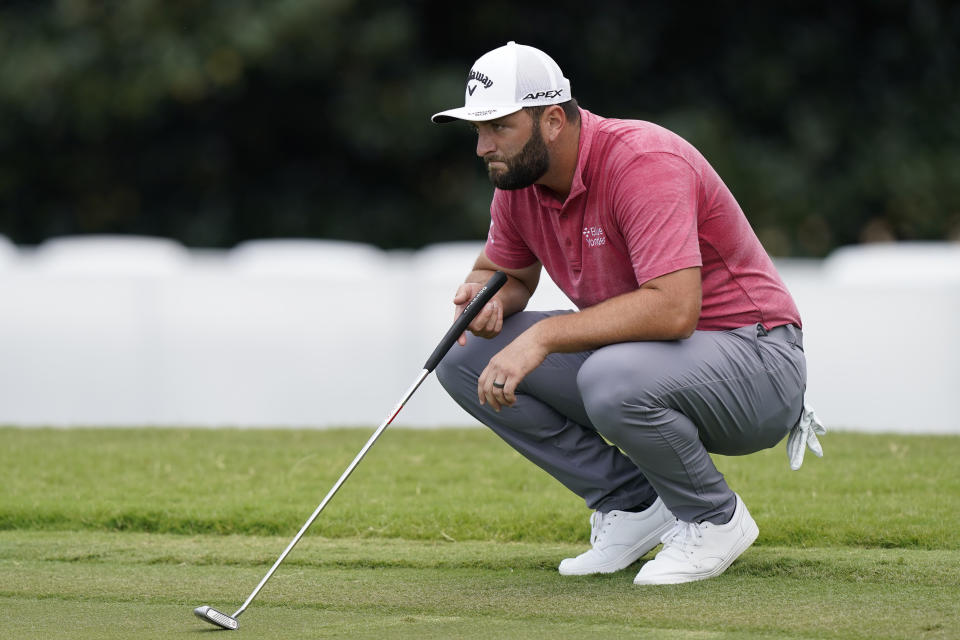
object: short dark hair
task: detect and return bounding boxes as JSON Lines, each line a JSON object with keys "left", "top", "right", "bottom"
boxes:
{"left": 524, "top": 98, "right": 580, "bottom": 125}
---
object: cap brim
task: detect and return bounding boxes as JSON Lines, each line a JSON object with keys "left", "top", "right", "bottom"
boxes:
{"left": 431, "top": 104, "right": 524, "bottom": 124}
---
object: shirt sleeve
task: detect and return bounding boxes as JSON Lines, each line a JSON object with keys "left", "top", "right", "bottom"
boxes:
{"left": 611, "top": 152, "right": 703, "bottom": 285}
{"left": 483, "top": 190, "right": 539, "bottom": 269}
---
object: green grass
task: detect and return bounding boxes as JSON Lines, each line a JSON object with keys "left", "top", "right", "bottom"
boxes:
{"left": 1, "top": 426, "right": 959, "bottom": 639}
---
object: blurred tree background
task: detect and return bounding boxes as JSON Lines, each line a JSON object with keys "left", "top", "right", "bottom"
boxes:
{"left": 0, "top": 0, "right": 957, "bottom": 256}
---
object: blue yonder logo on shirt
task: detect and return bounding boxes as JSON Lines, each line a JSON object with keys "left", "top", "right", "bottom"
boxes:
{"left": 583, "top": 226, "right": 607, "bottom": 247}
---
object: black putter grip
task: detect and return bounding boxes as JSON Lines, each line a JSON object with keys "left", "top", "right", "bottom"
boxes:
{"left": 423, "top": 271, "right": 508, "bottom": 372}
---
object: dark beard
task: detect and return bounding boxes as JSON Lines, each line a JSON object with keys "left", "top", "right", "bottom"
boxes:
{"left": 485, "top": 127, "right": 550, "bottom": 190}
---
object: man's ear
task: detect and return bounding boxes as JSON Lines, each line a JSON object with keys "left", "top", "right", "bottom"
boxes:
{"left": 541, "top": 105, "right": 566, "bottom": 143}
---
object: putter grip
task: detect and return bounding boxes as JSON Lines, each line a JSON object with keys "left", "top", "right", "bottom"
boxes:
{"left": 423, "top": 271, "right": 508, "bottom": 372}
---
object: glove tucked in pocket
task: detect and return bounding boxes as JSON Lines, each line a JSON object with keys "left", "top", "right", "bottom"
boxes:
{"left": 787, "top": 403, "right": 826, "bottom": 470}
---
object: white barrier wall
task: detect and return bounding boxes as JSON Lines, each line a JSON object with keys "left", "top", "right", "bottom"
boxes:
{"left": 0, "top": 236, "right": 957, "bottom": 434}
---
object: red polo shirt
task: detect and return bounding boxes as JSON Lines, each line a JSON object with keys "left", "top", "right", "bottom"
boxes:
{"left": 484, "top": 108, "right": 801, "bottom": 331}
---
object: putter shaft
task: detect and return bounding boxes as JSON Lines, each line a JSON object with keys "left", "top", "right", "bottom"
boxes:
{"left": 194, "top": 271, "right": 507, "bottom": 629}
{"left": 231, "top": 368, "right": 430, "bottom": 621}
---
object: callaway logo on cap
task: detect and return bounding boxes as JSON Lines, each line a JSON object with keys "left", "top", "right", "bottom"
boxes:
{"left": 431, "top": 41, "right": 571, "bottom": 123}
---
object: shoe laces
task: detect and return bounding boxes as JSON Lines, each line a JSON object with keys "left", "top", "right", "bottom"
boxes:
{"left": 660, "top": 520, "right": 703, "bottom": 557}
{"left": 589, "top": 511, "right": 618, "bottom": 546}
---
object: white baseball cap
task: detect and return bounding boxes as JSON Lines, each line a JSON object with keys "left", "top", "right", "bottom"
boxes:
{"left": 431, "top": 41, "right": 571, "bottom": 124}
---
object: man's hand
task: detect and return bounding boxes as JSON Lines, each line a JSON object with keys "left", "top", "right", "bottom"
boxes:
{"left": 454, "top": 282, "right": 504, "bottom": 346}
{"left": 477, "top": 328, "right": 548, "bottom": 411}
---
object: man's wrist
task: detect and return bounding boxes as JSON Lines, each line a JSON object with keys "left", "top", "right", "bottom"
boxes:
{"left": 526, "top": 316, "right": 556, "bottom": 353}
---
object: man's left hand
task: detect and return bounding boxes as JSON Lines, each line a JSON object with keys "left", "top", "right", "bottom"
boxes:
{"left": 477, "top": 330, "right": 548, "bottom": 411}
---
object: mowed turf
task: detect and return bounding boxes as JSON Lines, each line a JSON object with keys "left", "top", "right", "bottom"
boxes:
{"left": 1, "top": 427, "right": 959, "bottom": 639}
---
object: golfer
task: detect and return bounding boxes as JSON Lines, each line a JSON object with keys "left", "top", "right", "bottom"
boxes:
{"left": 431, "top": 42, "right": 824, "bottom": 585}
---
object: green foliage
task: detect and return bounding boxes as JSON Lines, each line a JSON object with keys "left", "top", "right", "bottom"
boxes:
{"left": 0, "top": 2, "right": 958, "bottom": 254}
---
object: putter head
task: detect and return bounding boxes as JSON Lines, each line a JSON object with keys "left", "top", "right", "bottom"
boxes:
{"left": 194, "top": 605, "right": 239, "bottom": 630}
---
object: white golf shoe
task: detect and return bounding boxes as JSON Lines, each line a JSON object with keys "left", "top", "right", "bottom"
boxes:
{"left": 558, "top": 498, "right": 676, "bottom": 575}
{"left": 633, "top": 493, "right": 759, "bottom": 585}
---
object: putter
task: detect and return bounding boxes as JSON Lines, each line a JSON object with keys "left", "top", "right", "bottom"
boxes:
{"left": 194, "top": 271, "right": 507, "bottom": 630}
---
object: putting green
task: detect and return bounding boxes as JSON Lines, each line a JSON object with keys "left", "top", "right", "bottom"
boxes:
{"left": 2, "top": 531, "right": 958, "bottom": 639}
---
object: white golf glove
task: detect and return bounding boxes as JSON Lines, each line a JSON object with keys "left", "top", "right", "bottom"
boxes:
{"left": 787, "top": 402, "right": 826, "bottom": 470}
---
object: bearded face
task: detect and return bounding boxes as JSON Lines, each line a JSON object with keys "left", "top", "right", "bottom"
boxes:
{"left": 483, "top": 122, "right": 550, "bottom": 190}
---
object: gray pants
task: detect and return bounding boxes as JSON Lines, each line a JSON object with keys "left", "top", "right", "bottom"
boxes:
{"left": 436, "top": 311, "right": 807, "bottom": 524}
